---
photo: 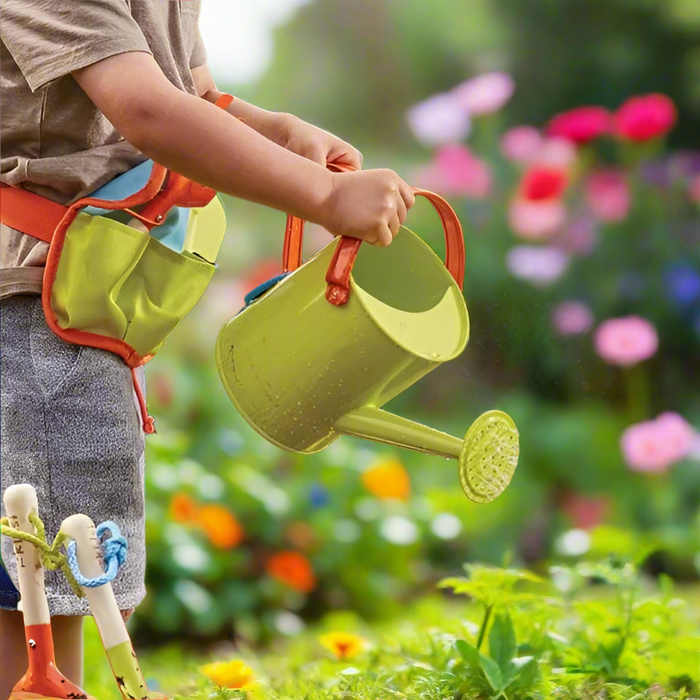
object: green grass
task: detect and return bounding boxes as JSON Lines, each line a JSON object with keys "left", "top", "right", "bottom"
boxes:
{"left": 84, "top": 560, "right": 700, "bottom": 700}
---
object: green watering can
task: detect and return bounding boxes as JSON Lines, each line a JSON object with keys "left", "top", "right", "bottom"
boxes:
{"left": 216, "top": 188, "right": 519, "bottom": 504}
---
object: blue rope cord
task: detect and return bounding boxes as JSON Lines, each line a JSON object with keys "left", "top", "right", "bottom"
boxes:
{"left": 66, "top": 521, "right": 128, "bottom": 589}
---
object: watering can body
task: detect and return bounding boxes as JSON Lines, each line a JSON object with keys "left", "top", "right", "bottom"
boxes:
{"left": 217, "top": 184, "right": 519, "bottom": 504}
{"left": 216, "top": 226, "right": 469, "bottom": 454}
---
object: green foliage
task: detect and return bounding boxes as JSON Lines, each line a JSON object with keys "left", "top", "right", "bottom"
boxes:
{"left": 85, "top": 558, "right": 700, "bottom": 700}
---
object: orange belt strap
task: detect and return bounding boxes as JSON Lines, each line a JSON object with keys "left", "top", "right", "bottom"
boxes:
{"left": 0, "top": 186, "right": 68, "bottom": 243}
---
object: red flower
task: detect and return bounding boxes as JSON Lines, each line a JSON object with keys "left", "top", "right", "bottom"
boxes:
{"left": 547, "top": 106, "right": 611, "bottom": 144}
{"left": 521, "top": 166, "right": 568, "bottom": 201}
{"left": 613, "top": 93, "right": 677, "bottom": 142}
{"left": 266, "top": 551, "right": 317, "bottom": 593}
{"left": 560, "top": 491, "right": 609, "bottom": 530}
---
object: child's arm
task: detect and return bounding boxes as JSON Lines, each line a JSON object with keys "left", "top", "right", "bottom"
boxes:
{"left": 73, "top": 52, "right": 414, "bottom": 247}
{"left": 191, "top": 64, "right": 363, "bottom": 171}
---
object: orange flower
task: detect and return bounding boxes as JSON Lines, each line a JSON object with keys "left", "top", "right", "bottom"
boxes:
{"left": 169, "top": 493, "right": 199, "bottom": 523}
{"left": 361, "top": 458, "right": 411, "bottom": 501}
{"left": 266, "top": 551, "right": 317, "bottom": 593}
{"left": 319, "top": 631, "right": 368, "bottom": 660}
{"left": 198, "top": 504, "right": 245, "bottom": 549}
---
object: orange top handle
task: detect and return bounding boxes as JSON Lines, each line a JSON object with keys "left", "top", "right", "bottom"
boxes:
{"left": 282, "top": 164, "right": 465, "bottom": 306}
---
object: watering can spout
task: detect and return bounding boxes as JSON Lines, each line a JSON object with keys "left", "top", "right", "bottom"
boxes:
{"left": 334, "top": 407, "right": 520, "bottom": 504}
{"left": 335, "top": 406, "right": 463, "bottom": 458}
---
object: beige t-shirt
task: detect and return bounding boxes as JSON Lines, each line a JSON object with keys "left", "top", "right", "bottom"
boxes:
{"left": 0, "top": 0, "right": 208, "bottom": 299}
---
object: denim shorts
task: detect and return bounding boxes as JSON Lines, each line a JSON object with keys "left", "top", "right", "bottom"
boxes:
{"left": 0, "top": 295, "right": 147, "bottom": 615}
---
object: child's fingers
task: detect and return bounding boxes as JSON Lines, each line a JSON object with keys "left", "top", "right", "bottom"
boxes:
{"left": 396, "top": 192, "right": 408, "bottom": 225}
{"left": 398, "top": 180, "right": 416, "bottom": 210}
{"left": 373, "top": 223, "right": 393, "bottom": 247}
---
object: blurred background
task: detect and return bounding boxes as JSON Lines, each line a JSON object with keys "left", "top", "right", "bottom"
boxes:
{"left": 132, "top": 0, "right": 700, "bottom": 647}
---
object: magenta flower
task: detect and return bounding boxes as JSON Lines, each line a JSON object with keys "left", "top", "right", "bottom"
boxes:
{"left": 501, "top": 126, "right": 543, "bottom": 163}
{"left": 453, "top": 72, "right": 515, "bottom": 116}
{"left": 621, "top": 412, "right": 694, "bottom": 473}
{"left": 552, "top": 301, "right": 594, "bottom": 335}
{"left": 508, "top": 198, "right": 567, "bottom": 240}
{"left": 406, "top": 93, "right": 471, "bottom": 146}
{"left": 547, "top": 105, "right": 611, "bottom": 144}
{"left": 614, "top": 93, "right": 677, "bottom": 142}
{"left": 506, "top": 246, "right": 570, "bottom": 286}
{"left": 585, "top": 170, "right": 631, "bottom": 222}
{"left": 594, "top": 316, "right": 658, "bottom": 366}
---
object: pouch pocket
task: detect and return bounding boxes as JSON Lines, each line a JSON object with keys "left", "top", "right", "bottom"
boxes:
{"left": 51, "top": 211, "right": 216, "bottom": 357}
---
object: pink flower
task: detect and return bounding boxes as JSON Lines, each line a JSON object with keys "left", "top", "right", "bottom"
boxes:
{"left": 594, "top": 316, "right": 658, "bottom": 366}
{"left": 532, "top": 138, "right": 578, "bottom": 170}
{"left": 406, "top": 93, "right": 471, "bottom": 146}
{"left": 656, "top": 412, "right": 694, "bottom": 463}
{"left": 621, "top": 412, "right": 694, "bottom": 473}
{"left": 453, "top": 72, "right": 515, "bottom": 116}
{"left": 614, "top": 93, "right": 677, "bottom": 142}
{"left": 435, "top": 145, "right": 492, "bottom": 198}
{"left": 501, "top": 126, "right": 543, "bottom": 163}
{"left": 508, "top": 198, "right": 567, "bottom": 240}
{"left": 585, "top": 170, "right": 631, "bottom": 222}
{"left": 547, "top": 106, "right": 611, "bottom": 144}
{"left": 552, "top": 301, "right": 594, "bottom": 335}
{"left": 688, "top": 174, "right": 700, "bottom": 203}
{"left": 412, "top": 146, "right": 491, "bottom": 199}
{"left": 506, "top": 245, "right": 570, "bottom": 286}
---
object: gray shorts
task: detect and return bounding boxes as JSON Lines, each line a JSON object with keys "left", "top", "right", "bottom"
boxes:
{"left": 0, "top": 295, "right": 147, "bottom": 616}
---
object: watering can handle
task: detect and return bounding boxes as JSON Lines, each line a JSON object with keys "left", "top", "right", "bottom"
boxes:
{"left": 282, "top": 167, "right": 466, "bottom": 306}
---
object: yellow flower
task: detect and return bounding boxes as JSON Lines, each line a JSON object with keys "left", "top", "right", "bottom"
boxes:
{"left": 202, "top": 660, "right": 255, "bottom": 689}
{"left": 319, "top": 631, "right": 368, "bottom": 660}
{"left": 361, "top": 458, "right": 411, "bottom": 500}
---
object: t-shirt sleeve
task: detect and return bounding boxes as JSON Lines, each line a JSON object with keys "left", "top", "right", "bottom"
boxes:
{"left": 190, "top": 28, "right": 208, "bottom": 70}
{"left": 0, "top": 0, "right": 152, "bottom": 92}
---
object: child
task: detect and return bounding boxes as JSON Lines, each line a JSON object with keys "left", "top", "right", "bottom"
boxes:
{"left": 0, "top": 1, "right": 414, "bottom": 695}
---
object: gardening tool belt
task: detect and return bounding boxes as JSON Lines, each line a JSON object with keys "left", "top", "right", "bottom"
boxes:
{"left": 0, "top": 160, "right": 227, "bottom": 434}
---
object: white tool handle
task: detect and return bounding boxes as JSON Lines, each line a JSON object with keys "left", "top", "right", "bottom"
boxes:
{"left": 60, "top": 514, "right": 130, "bottom": 649}
{"left": 3, "top": 484, "right": 50, "bottom": 625}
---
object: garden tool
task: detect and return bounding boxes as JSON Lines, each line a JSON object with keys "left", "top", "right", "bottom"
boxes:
{"left": 216, "top": 186, "right": 519, "bottom": 504}
{"left": 59, "top": 514, "right": 168, "bottom": 700}
{"left": 3, "top": 484, "right": 96, "bottom": 700}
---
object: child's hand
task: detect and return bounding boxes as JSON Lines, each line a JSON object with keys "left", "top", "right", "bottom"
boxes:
{"left": 276, "top": 114, "right": 363, "bottom": 171}
{"left": 320, "top": 169, "right": 416, "bottom": 247}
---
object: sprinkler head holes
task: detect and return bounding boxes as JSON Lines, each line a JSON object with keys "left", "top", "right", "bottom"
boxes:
{"left": 459, "top": 410, "right": 520, "bottom": 504}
